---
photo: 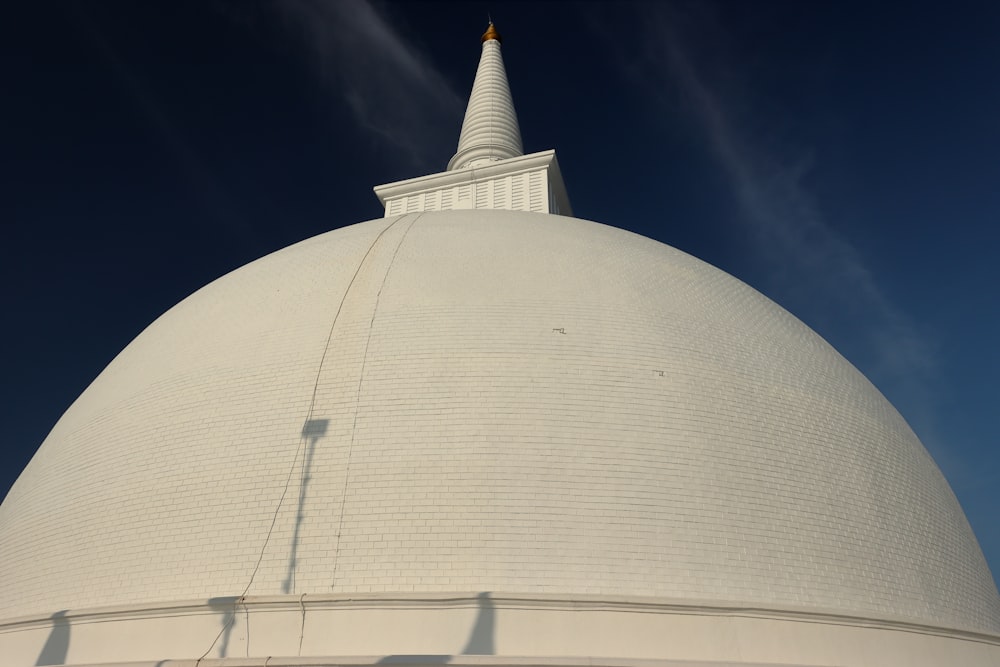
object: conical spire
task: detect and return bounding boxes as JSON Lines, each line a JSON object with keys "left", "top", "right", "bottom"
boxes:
{"left": 375, "top": 22, "right": 571, "bottom": 217}
{"left": 447, "top": 22, "right": 524, "bottom": 170}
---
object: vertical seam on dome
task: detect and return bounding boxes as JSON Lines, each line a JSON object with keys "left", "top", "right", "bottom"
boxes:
{"left": 305, "top": 215, "right": 411, "bottom": 423}
{"left": 331, "top": 212, "right": 423, "bottom": 592}
{"left": 195, "top": 214, "right": 412, "bottom": 664}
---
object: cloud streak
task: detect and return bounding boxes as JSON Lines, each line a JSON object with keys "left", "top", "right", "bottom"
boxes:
{"left": 596, "top": 4, "right": 935, "bottom": 406}
{"left": 276, "top": 0, "right": 464, "bottom": 171}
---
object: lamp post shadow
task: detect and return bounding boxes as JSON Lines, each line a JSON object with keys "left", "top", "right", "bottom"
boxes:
{"left": 34, "top": 610, "right": 70, "bottom": 666}
{"left": 283, "top": 418, "right": 329, "bottom": 594}
{"left": 375, "top": 591, "right": 495, "bottom": 664}
{"left": 461, "top": 592, "right": 495, "bottom": 655}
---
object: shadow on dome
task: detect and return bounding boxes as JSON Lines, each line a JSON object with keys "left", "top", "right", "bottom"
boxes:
{"left": 376, "top": 592, "right": 495, "bottom": 662}
{"left": 378, "top": 656, "right": 452, "bottom": 664}
{"left": 207, "top": 596, "right": 239, "bottom": 658}
{"left": 461, "top": 592, "right": 494, "bottom": 655}
{"left": 34, "top": 610, "right": 69, "bottom": 666}
{"left": 283, "top": 418, "right": 330, "bottom": 595}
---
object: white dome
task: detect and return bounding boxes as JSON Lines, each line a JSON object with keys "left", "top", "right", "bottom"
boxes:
{"left": 2, "top": 210, "right": 999, "bottom": 664}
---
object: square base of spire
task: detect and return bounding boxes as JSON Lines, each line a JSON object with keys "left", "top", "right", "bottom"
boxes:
{"left": 374, "top": 150, "right": 572, "bottom": 218}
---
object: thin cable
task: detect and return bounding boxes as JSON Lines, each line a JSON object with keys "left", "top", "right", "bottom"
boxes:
{"left": 305, "top": 215, "right": 412, "bottom": 421}
{"left": 244, "top": 600, "right": 250, "bottom": 658}
{"left": 197, "top": 432, "right": 305, "bottom": 662}
{"left": 197, "top": 214, "right": 412, "bottom": 661}
{"left": 298, "top": 592, "right": 307, "bottom": 655}
{"left": 331, "top": 213, "right": 421, "bottom": 591}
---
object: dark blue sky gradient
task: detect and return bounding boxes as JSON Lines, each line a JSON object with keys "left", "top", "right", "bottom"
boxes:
{"left": 2, "top": 2, "right": 998, "bottom": 582}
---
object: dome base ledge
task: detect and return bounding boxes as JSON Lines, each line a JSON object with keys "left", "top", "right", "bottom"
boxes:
{"left": 5, "top": 593, "right": 999, "bottom": 667}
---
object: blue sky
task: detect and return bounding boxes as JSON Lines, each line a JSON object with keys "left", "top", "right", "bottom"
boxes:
{"left": 2, "top": 2, "right": 998, "bottom": 582}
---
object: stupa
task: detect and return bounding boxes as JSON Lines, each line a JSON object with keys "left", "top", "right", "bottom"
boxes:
{"left": 2, "top": 22, "right": 998, "bottom": 667}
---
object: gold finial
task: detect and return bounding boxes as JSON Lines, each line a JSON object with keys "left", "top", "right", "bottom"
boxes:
{"left": 481, "top": 21, "right": 502, "bottom": 44}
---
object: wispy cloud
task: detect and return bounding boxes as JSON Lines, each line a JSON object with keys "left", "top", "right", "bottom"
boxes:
{"left": 276, "top": 0, "right": 464, "bottom": 171}
{"left": 592, "top": 4, "right": 935, "bottom": 411}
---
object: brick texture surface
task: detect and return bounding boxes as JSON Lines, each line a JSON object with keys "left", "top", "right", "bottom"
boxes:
{"left": 2, "top": 210, "right": 997, "bottom": 635}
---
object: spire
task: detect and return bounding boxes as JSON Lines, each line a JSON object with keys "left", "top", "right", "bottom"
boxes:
{"left": 447, "top": 22, "right": 524, "bottom": 171}
{"left": 374, "top": 22, "right": 572, "bottom": 218}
